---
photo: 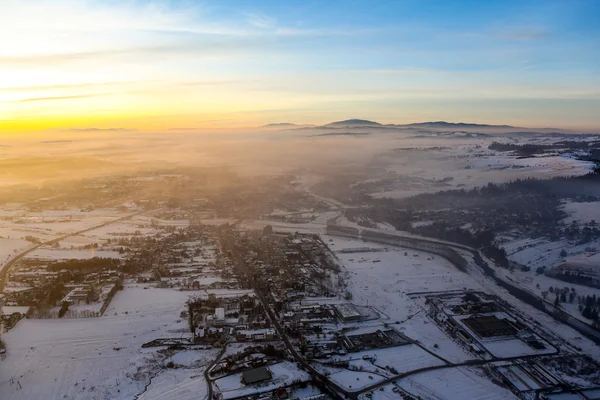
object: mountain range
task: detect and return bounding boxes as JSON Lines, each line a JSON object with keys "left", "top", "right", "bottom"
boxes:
{"left": 259, "top": 119, "right": 577, "bottom": 133}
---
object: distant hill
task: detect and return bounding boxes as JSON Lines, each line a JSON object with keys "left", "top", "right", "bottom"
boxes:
{"left": 262, "top": 120, "right": 575, "bottom": 134}
{"left": 310, "top": 131, "right": 371, "bottom": 137}
{"left": 260, "top": 123, "right": 315, "bottom": 129}
{"left": 398, "top": 122, "right": 577, "bottom": 134}
{"left": 322, "top": 119, "right": 383, "bottom": 128}
{"left": 321, "top": 119, "right": 519, "bottom": 130}
{"left": 401, "top": 121, "right": 515, "bottom": 129}
{"left": 409, "top": 130, "right": 490, "bottom": 138}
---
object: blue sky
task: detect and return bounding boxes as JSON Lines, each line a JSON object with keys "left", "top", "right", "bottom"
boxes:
{"left": 1, "top": 0, "right": 599, "bottom": 133}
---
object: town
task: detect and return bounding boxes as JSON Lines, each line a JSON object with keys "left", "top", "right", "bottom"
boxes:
{"left": 1, "top": 125, "right": 600, "bottom": 400}
{"left": 2, "top": 188, "right": 600, "bottom": 400}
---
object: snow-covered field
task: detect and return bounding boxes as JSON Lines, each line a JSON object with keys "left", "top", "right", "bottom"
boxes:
{"left": 370, "top": 143, "right": 593, "bottom": 199}
{"left": 397, "top": 366, "right": 518, "bottom": 400}
{"left": 0, "top": 285, "right": 195, "bottom": 400}
{"left": 137, "top": 367, "right": 212, "bottom": 400}
{"left": 59, "top": 219, "right": 158, "bottom": 248}
{"left": 500, "top": 234, "right": 600, "bottom": 324}
{"left": 328, "top": 233, "right": 600, "bottom": 366}
{"left": 25, "top": 247, "right": 123, "bottom": 260}
{"left": 133, "top": 215, "right": 189, "bottom": 227}
{"left": 214, "top": 361, "right": 311, "bottom": 399}
{"left": 495, "top": 266, "right": 600, "bottom": 324}
{"left": 0, "top": 238, "right": 33, "bottom": 269}
{"left": 331, "top": 344, "right": 445, "bottom": 376}
{"left": 461, "top": 252, "right": 600, "bottom": 361}
{"left": 0, "top": 208, "right": 132, "bottom": 242}
{"left": 327, "top": 368, "right": 386, "bottom": 391}
{"left": 137, "top": 348, "right": 220, "bottom": 400}
{"left": 561, "top": 200, "right": 600, "bottom": 225}
{"left": 327, "top": 235, "right": 480, "bottom": 363}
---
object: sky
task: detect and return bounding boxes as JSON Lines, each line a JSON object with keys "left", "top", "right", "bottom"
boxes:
{"left": 1, "top": 0, "right": 600, "bottom": 135}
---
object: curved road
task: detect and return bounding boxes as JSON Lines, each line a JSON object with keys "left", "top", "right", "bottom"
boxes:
{"left": 0, "top": 209, "right": 149, "bottom": 293}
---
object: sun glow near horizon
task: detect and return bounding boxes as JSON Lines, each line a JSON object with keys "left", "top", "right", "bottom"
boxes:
{"left": 1, "top": 0, "right": 600, "bottom": 135}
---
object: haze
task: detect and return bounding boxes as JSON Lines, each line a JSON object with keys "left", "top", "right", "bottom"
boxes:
{"left": 2, "top": 2, "right": 600, "bottom": 400}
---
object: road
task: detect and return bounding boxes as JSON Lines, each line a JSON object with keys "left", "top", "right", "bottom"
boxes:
{"left": 306, "top": 190, "right": 600, "bottom": 345}
{"left": 221, "top": 235, "right": 351, "bottom": 400}
{"left": 204, "top": 345, "right": 229, "bottom": 400}
{"left": 221, "top": 228, "right": 565, "bottom": 400}
{"left": 0, "top": 209, "right": 149, "bottom": 292}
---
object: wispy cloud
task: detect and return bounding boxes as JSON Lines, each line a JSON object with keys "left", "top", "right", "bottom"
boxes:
{"left": 64, "top": 128, "right": 137, "bottom": 132}
{"left": 0, "top": 36, "right": 296, "bottom": 67}
{"left": 0, "top": 2, "right": 379, "bottom": 73}
{"left": 245, "top": 12, "right": 276, "bottom": 29}
{"left": 16, "top": 94, "right": 104, "bottom": 103}
{"left": 0, "top": 81, "right": 134, "bottom": 92}
{"left": 460, "top": 26, "right": 550, "bottom": 42}
{"left": 196, "top": 119, "right": 234, "bottom": 123}
{"left": 366, "top": 69, "right": 445, "bottom": 75}
{"left": 498, "top": 26, "right": 549, "bottom": 42}
{"left": 179, "top": 80, "right": 241, "bottom": 87}
{"left": 0, "top": 47, "right": 185, "bottom": 67}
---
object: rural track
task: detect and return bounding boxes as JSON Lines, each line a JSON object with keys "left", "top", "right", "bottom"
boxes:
{"left": 0, "top": 209, "right": 151, "bottom": 292}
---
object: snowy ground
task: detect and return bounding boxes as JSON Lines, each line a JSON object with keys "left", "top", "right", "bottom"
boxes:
{"left": 327, "top": 235, "right": 480, "bottom": 363}
{"left": 397, "top": 366, "right": 518, "bottom": 400}
{"left": 133, "top": 215, "right": 189, "bottom": 227}
{"left": 461, "top": 251, "right": 600, "bottom": 361}
{"left": 0, "top": 208, "right": 132, "bottom": 242}
{"left": 137, "top": 367, "right": 212, "bottom": 400}
{"left": 0, "top": 285, "right": 196, "bottom": 400}
{"left": 214, "top": 361, "right": 311, "bottom": 399}
{"left": 138, "top": 349, "right": 220, "bottom": 400}
{"left": 25, "top": 247, "right": 123, "bottom": 260}
{"left": 495, "top": 266, "right": 600, "bottom": 325}
{"left": 498, "top": 234, "right": 600, "bottom": 324}
{"left": 561, "top": 200, "right": 600, "bottom": 225}
{"left": 370, "top": 143, "right": 593, "bottom": 199}
{"left": 58, "top": 219, "right": 158, "bottom": 248}
{"left": 330, "top": 344, "right": 446, "bottom": 376}
{"left": 0, "top": 238, "right": 33, "bottom": 270}
{"left": 328, "top": 231, "right": 600, "bottom": 383}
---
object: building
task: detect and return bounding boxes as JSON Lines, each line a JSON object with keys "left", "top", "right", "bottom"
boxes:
{"left": 334, "top": 304, "right": 362, "bottom": 322}
{"left": 236, "top": 328, "right": 276, "bottom": 341}
{"left": 62, "top": 286, "right": 92, "bottom": 305}
{"left": 241, "top": 367, "right": 272, "bottom": 385}
{"left": 205, "top": 307, "right": 227, "bottom": 327}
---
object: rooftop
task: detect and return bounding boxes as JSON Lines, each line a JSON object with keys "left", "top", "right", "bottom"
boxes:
{"left": 242, "top": 367, "right": 272, "bottom": 384}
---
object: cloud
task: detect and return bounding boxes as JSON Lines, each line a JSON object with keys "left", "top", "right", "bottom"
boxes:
{"left": 366, "top": 69, "right": 445, "bottom": 75}
{"left": 15, "top": 94, "right": 103, "bottom": 103}
{"left": 274, "top": 27, "right": 382, "bottom": 37}
{"left": 0, "top": 1, "right": 386, "bottom": 75}
{"left": 498, "top": 26, "right": 549, "bottom": 41}
{"left": 0, "top": 35, "right": 296, "bottom": 67}
{"left": 0, "top": 81, "right": 135, "bottom": 92}
{"left": 179, "top": 80, "right": 240, "bottom": 87}
{"left": 0, "top": 47, "right": 179, "bottom": 67}
{"left": 0, "top": 1, "right": 243, "bottom": 36}
{"left": 245, "top": 12, "right": 276, "bottom": 29}
{"left": 461, "top": 26, "right": 550, "bottom": 42}
{"left": 63, "top": 128, "right": 138, "bottom": 132}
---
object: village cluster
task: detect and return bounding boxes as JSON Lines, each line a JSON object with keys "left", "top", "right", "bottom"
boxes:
{"left": 1, "top": 200, "right": 600, "bottom": 400}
